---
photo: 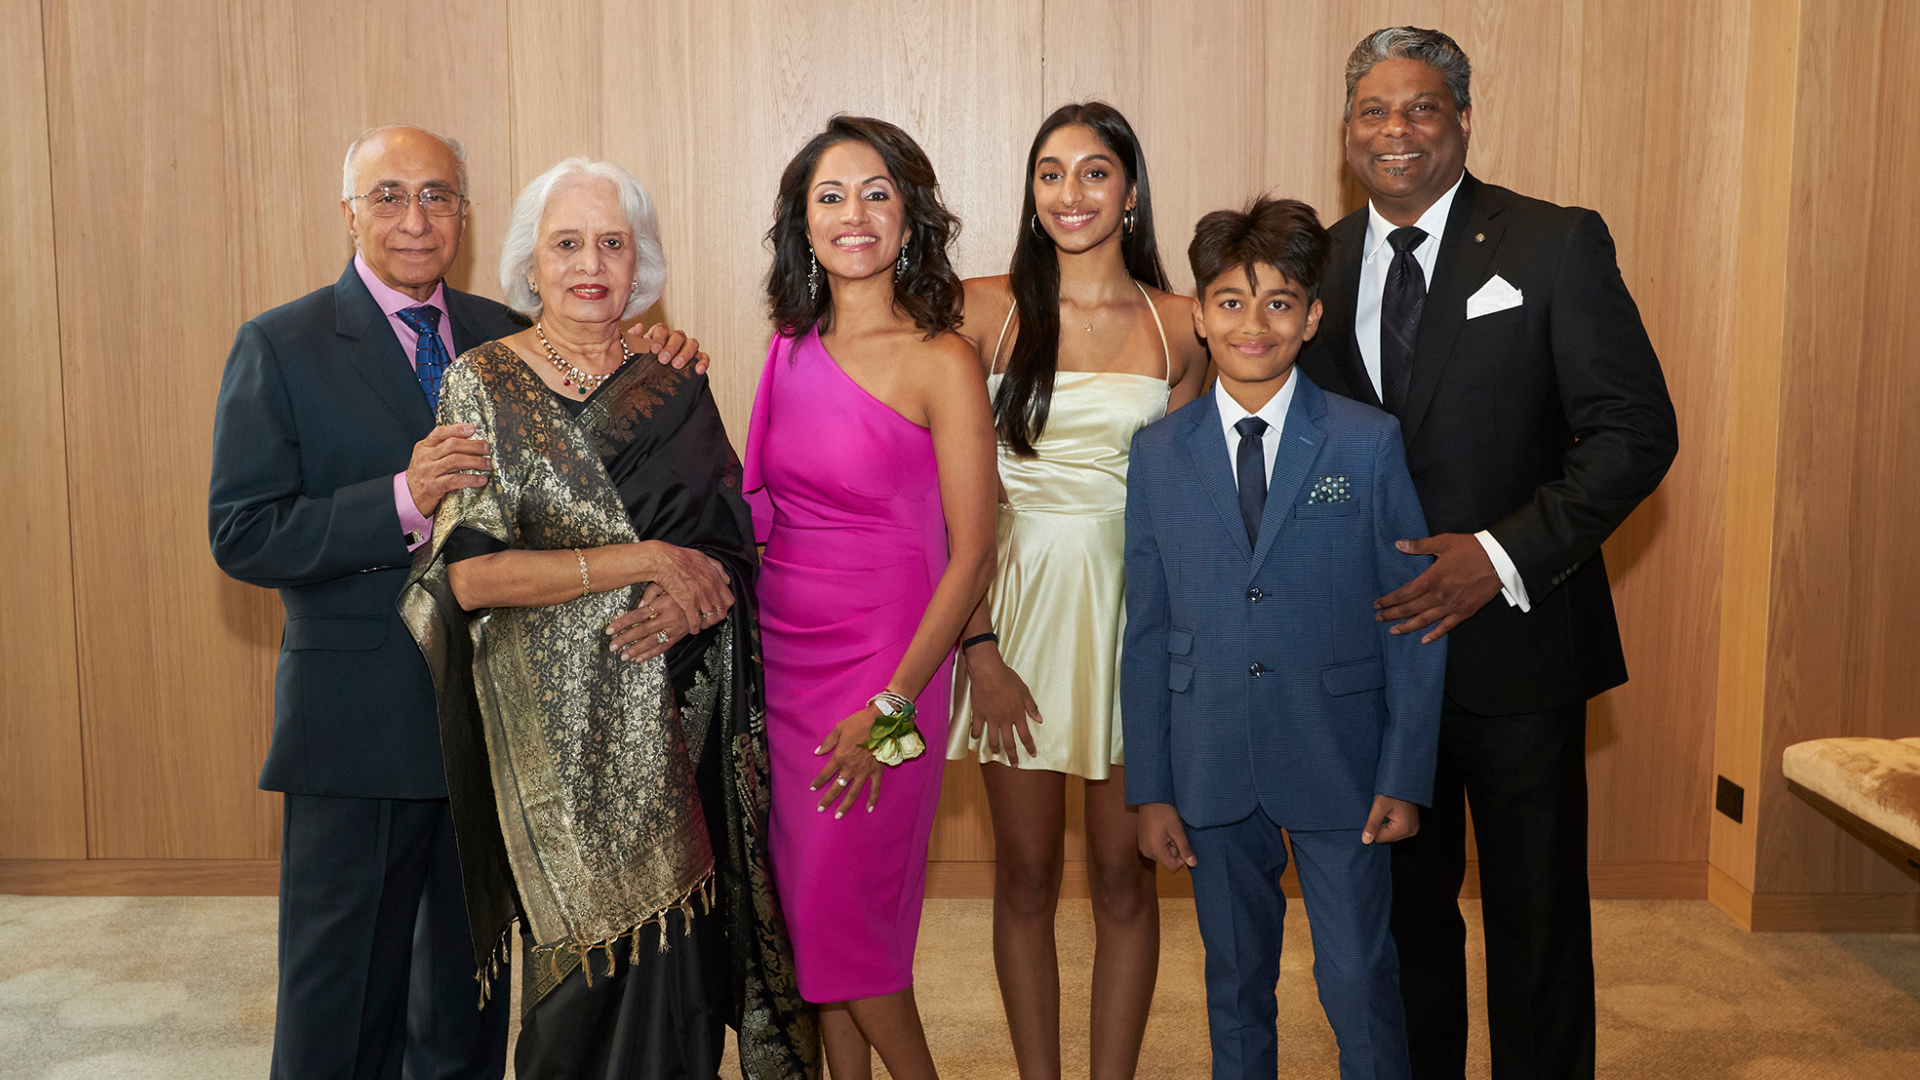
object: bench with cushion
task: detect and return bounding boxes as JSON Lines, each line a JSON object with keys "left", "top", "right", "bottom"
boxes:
{"left": 1782, "top": 737, "right": 1920, "bottom": 860}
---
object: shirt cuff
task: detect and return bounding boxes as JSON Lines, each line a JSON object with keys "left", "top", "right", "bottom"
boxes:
{"left": 1474, "top": 530, "right": 1531, "bottom": 613}
{"left": 395, "top": 473, "right": 432, "bottom": 552}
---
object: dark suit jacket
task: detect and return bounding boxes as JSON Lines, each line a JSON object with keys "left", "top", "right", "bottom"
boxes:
{"left": 209, "top": 261, "right": 526, "bottom": 798}
{"left": 1299, "top": 172, "right": 1678, "bottom": 716}
{"left": 1121, "top": 376, "right": 1445, "bottom": 830}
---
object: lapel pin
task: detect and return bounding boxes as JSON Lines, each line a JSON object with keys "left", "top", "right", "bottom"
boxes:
{"left": 1475, "top": 232, "right": 1486, "bottom": 243}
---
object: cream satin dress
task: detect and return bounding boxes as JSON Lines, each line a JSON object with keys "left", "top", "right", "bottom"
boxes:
{"left": 948, "top": 283, "right": 1171, "bottom": 779}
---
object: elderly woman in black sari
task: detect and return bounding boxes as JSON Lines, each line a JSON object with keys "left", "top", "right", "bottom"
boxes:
{"left": 401, "top": 157, "right": 817, "bottom": 1079}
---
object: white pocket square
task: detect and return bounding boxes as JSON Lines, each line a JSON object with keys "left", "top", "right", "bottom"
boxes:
{"left": 1466, "top": 274, "right": 1524, "bottom": 319}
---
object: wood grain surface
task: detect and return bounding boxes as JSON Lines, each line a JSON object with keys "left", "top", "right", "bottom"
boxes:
{"left": 0, "top": 0, "right": 87, "bottom": 859}
{"left": 3, "top": 1, "right": 1904, "bottom": 922}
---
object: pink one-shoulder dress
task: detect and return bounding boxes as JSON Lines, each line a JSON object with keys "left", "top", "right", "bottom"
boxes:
{"left": 742, "top": 327, "right": 952, "bottom": 1004}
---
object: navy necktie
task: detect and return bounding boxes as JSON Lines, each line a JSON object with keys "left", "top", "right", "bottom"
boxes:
{"left": 1380, "top": 225, "right": 1427, "bottom": 417}
{"left": 396, "top": 306, "right": 450, "bottom": 413}
{"left": 1235, "top": 416, "right": 1269, "bottom": 548}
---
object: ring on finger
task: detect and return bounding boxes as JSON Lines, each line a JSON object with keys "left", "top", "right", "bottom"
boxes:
{"left": 835, "top": 777, "right": 848, "bottom": 786}
{"left": 655, "top": 630, "right": 669, "bottom": 645}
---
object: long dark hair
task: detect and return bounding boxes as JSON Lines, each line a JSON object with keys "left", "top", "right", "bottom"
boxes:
{"left": 766, "top": 115, "right": 964, "bottom": 340}
{"left": 994, "top": 102, "right": 1169, "bottom": 456}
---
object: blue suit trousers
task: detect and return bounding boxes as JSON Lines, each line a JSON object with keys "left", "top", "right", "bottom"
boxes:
{"left": 1186, "top": 806, "right": 1411, "bottom": 1080}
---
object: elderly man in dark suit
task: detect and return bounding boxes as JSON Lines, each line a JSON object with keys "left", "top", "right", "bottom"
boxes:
{"left": 1296, "top": 28, "right": 1679, "bottom": 1080}
{"left": 209, "top": 125, "right": 701, "bottom": 1079}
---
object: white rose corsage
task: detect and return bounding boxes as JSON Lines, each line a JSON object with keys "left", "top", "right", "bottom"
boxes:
{"left": 859, "top": 690, "right": 927, "bottom": 766}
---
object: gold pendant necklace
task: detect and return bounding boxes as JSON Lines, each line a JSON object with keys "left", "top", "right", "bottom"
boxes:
{"left": 534, "top": 322, "right": 631, "bottom": 396}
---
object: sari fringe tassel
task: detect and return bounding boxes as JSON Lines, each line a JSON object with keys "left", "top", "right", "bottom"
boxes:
{"left": 472, "top": 919, "right": 517, "bottom": 1011}
{"left": 525, "top": 869, "right": 715, "bottom": 977}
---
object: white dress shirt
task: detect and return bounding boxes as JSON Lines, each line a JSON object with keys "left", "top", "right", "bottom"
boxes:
{"left": 1357, "top": 175, "right": 1531, "bottom": 612}
{"left": 1216, "top": 372, "right": 1296, "bottom": 491}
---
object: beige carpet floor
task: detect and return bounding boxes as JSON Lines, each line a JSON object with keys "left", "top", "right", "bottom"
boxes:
{"left": 0, "top": 895, "right": 1914, "bottom": 1078}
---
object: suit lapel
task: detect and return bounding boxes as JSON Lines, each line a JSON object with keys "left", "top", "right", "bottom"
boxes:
{"left": 1402, "top": 172, "right": 1503, "bottom": 445}
{"left": 1329, "top": 215, "right": 1381, "bottom": 408}
{"left": 332, "top": 261, "right": 436, "bottom": 432}
{"left": 1180, "top": 393, "right": 1255, "bottom": 564}
{"left": 1250, "top": 376, "right": 1326, "bottom": 577}
{"left": 444, "top": 287, "right": 490, "bottom": 356}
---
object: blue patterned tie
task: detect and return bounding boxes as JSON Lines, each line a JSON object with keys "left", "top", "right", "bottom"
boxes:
{"left": 1235, "top": 416, "right": 1269, "bottom": 548}
{"left": 396, "top": 306, "right": 450, "bottom": 412}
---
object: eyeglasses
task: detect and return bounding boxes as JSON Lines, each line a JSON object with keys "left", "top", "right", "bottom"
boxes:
{"left": 349, "top": 186, "right": 468, "bottom": 218}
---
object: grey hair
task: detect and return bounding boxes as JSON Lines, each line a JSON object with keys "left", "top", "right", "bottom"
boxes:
{"left": 1344, "top": 27, "right": 1473, "bottom": 121}
{"left": 498, "top": 157, "right": 667, "bottom": 321}
{"left": 340, "top": 125, "right": 469, "bottom": 200}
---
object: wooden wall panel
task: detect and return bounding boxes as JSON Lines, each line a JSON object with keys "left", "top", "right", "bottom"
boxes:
{"left": 1756, "top": 0, "right": 1920, "bottom": 897}
{"left": 1712, "top": 0, "right": 1799, "bottom": 897}
{"left": 3, "top": 0, "right": 1778, "bottom": 896}
{"left": 0, "top": 0, "right": 87, "bottom": 859}
{"left": 1571, "top": 0, "right": 1748, "bottom": 864}
{"left": 41, "top": 0, "right": 510, "bottom": 858}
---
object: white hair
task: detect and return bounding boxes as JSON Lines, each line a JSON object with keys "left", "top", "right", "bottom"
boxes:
{"left": 499, "top": 157, "right": 667, "bottom": 320}
{"left": 340, "top": 125, "right": 469, "bottom": 200}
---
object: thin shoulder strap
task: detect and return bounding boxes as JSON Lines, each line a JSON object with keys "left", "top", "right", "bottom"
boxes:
{"left": 1135, "top": 280, "right": 1171, "bottom": 381}
{"left": 990, "top": 299, "right": 1017, "bottom": 374}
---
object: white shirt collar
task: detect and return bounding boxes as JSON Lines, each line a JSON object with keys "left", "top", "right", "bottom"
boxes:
{"left": 1215, "top": 369, "right": 1298, "bottom": 489}
{"left": 1363, "top": 170, "right": 1466, "bottom": 260}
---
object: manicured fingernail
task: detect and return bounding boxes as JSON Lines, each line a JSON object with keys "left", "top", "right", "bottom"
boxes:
{"left": 867, "top": 805, "right": 875, "bottom": 813}
{"left": 815, "top": 804, "right": 825, "bottom": 812}
{"left": 835, "top": 810, "right": 845, "bottom": 819}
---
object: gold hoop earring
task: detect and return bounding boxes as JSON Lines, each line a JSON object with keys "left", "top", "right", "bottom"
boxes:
{"left": 1124, "top": 208, "right": 1136, "bottom": 236}
{"left": 1030, "top": 214, "right": 1049, "bottom": 242}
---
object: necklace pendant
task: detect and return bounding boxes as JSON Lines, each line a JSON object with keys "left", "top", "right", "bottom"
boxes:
{"left": 578, "top": 386, "right": 589, "bottom": 396}
{"left": 1084, "top": 323, "right": 1093, "bottom": 332}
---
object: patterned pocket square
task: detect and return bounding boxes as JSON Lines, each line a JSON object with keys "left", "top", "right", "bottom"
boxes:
{"left": 1307, "top": 475, "right": 1352, "bottom": 504}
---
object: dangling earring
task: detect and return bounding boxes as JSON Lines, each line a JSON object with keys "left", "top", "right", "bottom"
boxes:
{"left": 1030, "top": 214, "right": 1048, "bottom": 241}
{"left": 808, "top": 247, "right": 820, "bottom": 302}
{"left": 1124, "top": 208, "right": 1136, "bottom": 236}
{"left": 895, "top": 240, "right": 910, "bottom": 280}
{"left": 528, "top": 277, "right": 538, "bottom": 295}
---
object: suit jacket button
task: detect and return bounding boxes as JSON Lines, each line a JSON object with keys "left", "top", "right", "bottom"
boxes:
{"left": 1249, "top": 663, "right": 1265, "bottom": 677}
{"left": 1247, "top": 587, "right": 1263, "bottom": 602}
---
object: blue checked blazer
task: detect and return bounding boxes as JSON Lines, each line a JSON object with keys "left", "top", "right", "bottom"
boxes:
{"left": 1121, "top": 373, "right": 1445, "bottom": 830}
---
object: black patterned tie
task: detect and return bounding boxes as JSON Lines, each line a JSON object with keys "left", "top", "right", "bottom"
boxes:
{"left": 397, "top": 306, "right": 450, "bottom": 412}
{"left": 1234, "top": 416, "right": 1269, "bottom": 548}
{"left": 1380, "top": 225, "right": 1427, "bottom": 417}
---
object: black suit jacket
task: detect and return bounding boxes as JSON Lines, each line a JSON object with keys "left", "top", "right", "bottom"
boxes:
{"left": 1299, "top": 172, "right": 1677, "bottom": 716}
{"left": 210, "top": 261, "right": 526, "bottom": 797}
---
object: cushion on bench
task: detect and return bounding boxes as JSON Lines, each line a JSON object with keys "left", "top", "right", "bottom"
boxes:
{"left": 1781, "top": 737, "right": 1920, "bottom": 852}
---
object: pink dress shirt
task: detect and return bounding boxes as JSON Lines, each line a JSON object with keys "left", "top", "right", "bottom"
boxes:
{"left": 354, "top": 253, "right": 451, "bottom": 551}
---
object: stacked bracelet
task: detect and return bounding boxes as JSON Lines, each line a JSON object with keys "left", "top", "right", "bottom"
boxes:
{"left": 573, "top": 549, "right": 590, "bottom": 598}
{"left": 960, "top": 631, "right": 999, "bottom": 652}
{"left": 868, "top": 689, "right": 916, "bottom": 719}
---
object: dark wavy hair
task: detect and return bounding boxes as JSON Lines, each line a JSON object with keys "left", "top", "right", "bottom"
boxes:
{"left": 994, "top": 102, "right": 1169, "bottom": 457}
{"left": 1189, "top": 196, "right": 1330, "bottom": 301}
{"left": 766, "top": 115, "right": 963, "bottom": 341}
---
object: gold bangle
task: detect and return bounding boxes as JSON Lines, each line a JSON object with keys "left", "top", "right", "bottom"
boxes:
{"left": 573, "top": 548, "right": 590, "bottom": 597}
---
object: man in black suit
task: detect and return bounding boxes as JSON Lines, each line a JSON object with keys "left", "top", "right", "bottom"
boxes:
{"left": 209, "top": 125, "right": 700, "bottom": 1079}
{"left": 1297, "top": 28, "right": 1678, "bottom": 1080}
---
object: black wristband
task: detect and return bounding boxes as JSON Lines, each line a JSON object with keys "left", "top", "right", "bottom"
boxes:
{"left": 960, "top": 631, "right": 999, "bottom": 652}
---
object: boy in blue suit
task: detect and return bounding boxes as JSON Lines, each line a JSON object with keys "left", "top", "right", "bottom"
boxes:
{"left": 1122, "top": 197, "right": 1444, "bottom": 1080}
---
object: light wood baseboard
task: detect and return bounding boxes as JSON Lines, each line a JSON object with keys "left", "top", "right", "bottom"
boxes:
{"left": 928, "top": 860, "right": 1708, "bottom": 901}
{"left": 0, "top": 857, "right": 1737, "bottom": 909}
{"left": 1707, "top": 864, "right": 1919, "bottom": 932}
{"left": 0, "top": 859, "right": 278, "bottom": 896}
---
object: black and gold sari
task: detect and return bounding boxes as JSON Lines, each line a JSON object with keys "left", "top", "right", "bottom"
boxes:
{"left": 400, "top": 341, "right": 818, "bottom": 1079}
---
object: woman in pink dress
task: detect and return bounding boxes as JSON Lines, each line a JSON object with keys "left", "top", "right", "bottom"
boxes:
{"left": 744, "top": 116, "right": 998, "bottom": 1080}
